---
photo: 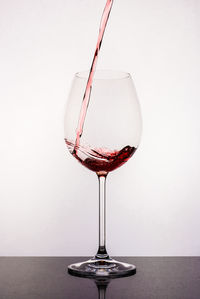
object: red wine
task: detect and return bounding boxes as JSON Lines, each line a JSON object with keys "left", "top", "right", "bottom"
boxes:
{"left": 74, "top": 0, "right": 114, "bottom": 150}
{"left": 65, "top": 139, "right": 136, "bottom": 174}
{"left": 65, "top": 1, "right": 136, "bottom": 175}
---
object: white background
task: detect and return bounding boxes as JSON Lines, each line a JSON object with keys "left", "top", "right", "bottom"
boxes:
{"left": 0, "top": 0, "right": 200, "bottom": 256}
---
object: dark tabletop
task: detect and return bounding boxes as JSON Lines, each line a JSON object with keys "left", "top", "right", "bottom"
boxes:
{"left": 0, "top": 257, "right": 200, "bottom": 299}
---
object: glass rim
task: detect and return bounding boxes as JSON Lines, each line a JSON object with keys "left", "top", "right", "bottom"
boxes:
{"left": 75, "top": 70, "right": 131, "bottom": 80}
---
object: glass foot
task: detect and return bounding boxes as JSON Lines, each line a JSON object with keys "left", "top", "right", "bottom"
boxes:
{"left": 68, "top": 257, "right": 136, "bottom": 278}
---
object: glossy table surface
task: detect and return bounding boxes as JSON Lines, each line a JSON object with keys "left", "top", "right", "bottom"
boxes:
{"left": 0, "top": 257, "right": 200, "bottom": 299}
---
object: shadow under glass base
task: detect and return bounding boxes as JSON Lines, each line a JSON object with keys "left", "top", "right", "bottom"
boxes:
{"left": 68, "top": 257, "right": 136, "bottom": 278}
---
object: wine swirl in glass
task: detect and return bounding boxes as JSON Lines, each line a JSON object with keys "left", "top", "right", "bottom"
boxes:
{"left": 64, "top": 70, "right": 142, "bottom": 277}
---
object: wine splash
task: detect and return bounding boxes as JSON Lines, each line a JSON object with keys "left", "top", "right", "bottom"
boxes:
{"left": 66, "top": 139, "right": 136, "bottom": 174}
{"left": 74, "top": 0, "right": 114, "bottom": 151}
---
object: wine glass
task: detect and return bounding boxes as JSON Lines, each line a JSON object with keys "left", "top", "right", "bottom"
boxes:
{"left": 64, "top": 70, "right": 142, "bottom": 278}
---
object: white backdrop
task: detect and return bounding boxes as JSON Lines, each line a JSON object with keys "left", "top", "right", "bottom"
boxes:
{"left": 0, "top": 0, "right": 200, "bottom": 256}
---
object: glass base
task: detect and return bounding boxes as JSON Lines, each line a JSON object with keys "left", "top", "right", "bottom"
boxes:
{"left": 68, "top": 257, "right": 136, "bottom": 278}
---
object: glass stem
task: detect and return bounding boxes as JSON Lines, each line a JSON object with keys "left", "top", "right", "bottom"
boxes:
{"left": 96, "top": 173, "right": 109, "bottom": 259}
{"left": 98, "top": 287, "right": 106, "bottom": 299}
{"left": 95, "top": 281, "right": 108, "bottom": 299}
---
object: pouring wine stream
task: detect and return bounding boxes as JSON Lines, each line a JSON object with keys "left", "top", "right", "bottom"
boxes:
{"left": 74, "top": 0, "right": 114, "bottom": 153}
